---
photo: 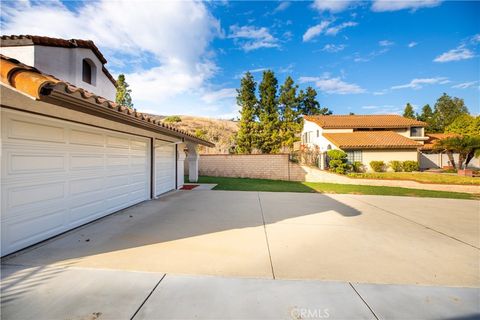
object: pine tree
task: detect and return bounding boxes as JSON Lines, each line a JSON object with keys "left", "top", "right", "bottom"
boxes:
{"left": 115, "top": 74, "right": 133, "bottom": 108}
{"left": 298, "top": 87, "right": 332, "bottom": 115}
{"left": 278, "top": 76, "right": 301, "bottom": 150}
{"left": 416, "top": 104, "right": 434, "bottom": 130}
{"left": 257, "top": 70, "right": 281, "bottom": 153}
{"left": 403, "top": 103, "right": 415, "bottom": 119}
{"left": 235, "top": 72, "right": 258, "bottom": 154}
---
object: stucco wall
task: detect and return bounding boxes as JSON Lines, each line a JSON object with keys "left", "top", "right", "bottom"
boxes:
{"left": 1, "top": 45, "right": 116, "bottom": 100}
{"left": 361, "top": 149, "right": 419, "bottom": 171}
{"left": 187, "top": 154, "right": 306, "bottom": 181}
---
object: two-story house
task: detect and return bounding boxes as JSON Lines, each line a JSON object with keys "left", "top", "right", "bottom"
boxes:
{"left": 301, "top": 114, "right": 428, "bottom": 171}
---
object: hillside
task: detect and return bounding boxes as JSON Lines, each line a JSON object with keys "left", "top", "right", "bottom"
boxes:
{"left": 147, "top": 114, "right": 238, "bottom": 154}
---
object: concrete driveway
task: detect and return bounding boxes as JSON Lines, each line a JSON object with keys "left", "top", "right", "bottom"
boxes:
{"left": 2, "top": 190, "right": 479, "bottom": 319}
{"left": 2, "top": 190, "right": 479, "bottom": 286}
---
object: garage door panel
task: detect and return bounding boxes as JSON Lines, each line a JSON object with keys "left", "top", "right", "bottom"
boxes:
{"left": 7, "top": 151, "right": 66, "bottom": 175}
{"left": 70, "top": 129, "right": 105, "bottom": 146}
{"left": 6, "top": 182, "right": 66, "bottom": 210}
{"left": 3, "top": 208, "right": 67, "bottom": 250}
{"left": 70, "top": 154, "right": 105, "bottom": 170}
{"left": 6, "top": 118, "right": 66, "bottom": 144}
{"left": 155, "top": 140, "right": 176, "bottom": 196}
{"left": 69, "top": 177, "right": 104, "bottom": 196}
{"left": 1, "top": 109, "right": 151, "bottom": 256}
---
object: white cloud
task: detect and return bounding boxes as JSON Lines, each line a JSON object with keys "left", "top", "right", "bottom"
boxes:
{"left": 452, "top": 81, "right": 478, "bottom": 89}
{"left": 201, "top": 88, "right": 237, "bottom": 104}
{"left": 303, "top": 20, "right": 357, "bottom": 42}
{"left": 322, "top": 44, "right": 346, "bottom": 52}
{"left": 434, "top": 45, "right": 475, "bottom": 62}
{"left": 379, "top": 40, "right": 394, "bottom": 47}
{"left": 312, "top": 0, "right": 355, "bottom": 12}
{"left": 229, "top": 25, "right": 279, "bottom": 51}
{"left": 274, "top": 1, "right": 291, "bottom": 13}
{"left": 472, "top": 34, "right": 480, "bottom": 44}
{"left": 303, "top": 21, "right": 331, "bottom": 42}
{"left": 373, "top": 90, "right": 387, "bottom": 95}
{"left": 391, "top": 77, "right": 450, "bottom": 90}
{"left": 325, "top": 21, "right": 358, "bottom": 36}
{"left": 299, "top": 75, "right": 366, "bottom": 94}
{"left": 1, "top": 0, "right": 224, "bottom": 116}
{"left": 362, "top": 105, "right": 402, "bottom": 114}
{"left": 408, "top": 41, "right": 418, "bottom": 48}
{"left": 371, "top": 0, "right": 442, "bottom": 12}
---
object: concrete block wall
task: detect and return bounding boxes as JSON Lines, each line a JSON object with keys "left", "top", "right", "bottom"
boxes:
{"left": 186, "top": 154, "right": 307, "bottom": 181}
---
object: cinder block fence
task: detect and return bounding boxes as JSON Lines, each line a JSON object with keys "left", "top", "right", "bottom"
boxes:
{"left": 185, "top": 154, "right": 306, "bottom": 181}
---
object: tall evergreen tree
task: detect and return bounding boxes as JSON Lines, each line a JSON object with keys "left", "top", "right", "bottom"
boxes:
{"left": 431, "top": 93, "right": 469, "bottom": 132}
{"left": 115, "top": 74, "right": 133, "bottom": 108}
{"left": 235, "top": 72, "right": 258, "bottom": 154}
{"left": 416, "top": 104, "right": 434, "bottom": 130}
{"left": 278, "top": 76, "right": 301, "bottom": 150}
{"left": 298, "top": 87, "right": 332, "bottom": 115}
{"left": 403, "top": 103, "right": 415, "bottom": 119}
{"left": 257, "top": 70, "right": 281, "bottom": 153}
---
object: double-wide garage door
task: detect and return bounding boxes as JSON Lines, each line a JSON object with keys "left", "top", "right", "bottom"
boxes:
{"left": 1, "top": 110, "right": 155, "bottom": 256}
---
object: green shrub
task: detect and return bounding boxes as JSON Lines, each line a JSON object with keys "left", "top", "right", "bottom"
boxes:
{"left": 164, "top": 115, "right": 182, "bottom": 123}
{"left": 389, "top": 161, "right": 403, "bottom": 172}
{"left": 370, "top": 161, "right": 386, "bottom": 172}
{"left": 327, "top": 149, "right": 347, "bottom": 160}
{"left": 403, "top": 160, "right": 419, "bottom": 172}
{"left": 327, "top": 150, "right": 349, "bottom": 174}
{"left": 352, "top": 161, "right": 364, "bottom": 173}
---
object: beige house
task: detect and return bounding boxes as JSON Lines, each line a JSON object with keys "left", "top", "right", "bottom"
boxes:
{"left": 301, "top": 115, "right": 427, "bottom": 171}
{"left": 0, "top": 36, "right": 213, "bottom": 256}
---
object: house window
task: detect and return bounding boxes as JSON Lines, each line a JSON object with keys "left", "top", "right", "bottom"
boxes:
{"left": 316, "top": 130, "right": 319, "bottom": 137}
{"left": 410, "top": 127, "right": 422, "bottom": 137}
{"left": 346, "top": 150, "right": 363, "bottom": 163}
{"left": 82, "top": 59, "right": 96, "bottom": 85}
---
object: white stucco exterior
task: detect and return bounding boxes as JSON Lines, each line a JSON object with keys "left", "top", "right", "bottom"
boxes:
{"left": 0, "top": 45, "right": 116, "bottom": 100}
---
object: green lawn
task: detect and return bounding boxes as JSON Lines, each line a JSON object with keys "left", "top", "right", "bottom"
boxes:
{"left": 347, "top": 172, "right": 480, "bottom": 185}
{"left": 196, "top": 176, "right": 478, "bottom": 200}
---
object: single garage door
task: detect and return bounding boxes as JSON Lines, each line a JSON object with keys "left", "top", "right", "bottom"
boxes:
{"left": 155, "top": 140, "right": 176, "bottom": 196}
{"left": 1, "top": 109, "right": 151, "bottom": 256}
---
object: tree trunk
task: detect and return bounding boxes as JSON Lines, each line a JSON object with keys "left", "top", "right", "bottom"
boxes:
{"left": 458, "top": 152, "right": 466, "bottom": 170}
{"left": 446, "top": 151, "right": 456, "bottom": 169}
{"left": 464, "top": 151, "right": 474, "bottom": 168}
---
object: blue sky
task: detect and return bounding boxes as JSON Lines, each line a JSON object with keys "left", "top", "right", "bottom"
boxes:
{"left": 1, "top": 1, "right": 479, "bottom": 118}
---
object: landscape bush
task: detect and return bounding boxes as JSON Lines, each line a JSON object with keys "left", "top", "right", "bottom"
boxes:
{"left": 389, "top": 160, "right": 403, "bottom": 172}
{"left": 351, "top": 161, "right": 364, "bottom": 173}
{"left": 370, "top": 161, "right": 386, "bottom": 172}
{"left": 164, "top": 115, "right": 182, "bottom": 123}
{"left": 402, "top": 160, "right": 419, "bottom": 172}
{"left": 327, "top": 150, "right": 349, "bottom": 174}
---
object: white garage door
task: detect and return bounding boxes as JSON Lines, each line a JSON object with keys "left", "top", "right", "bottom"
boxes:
{"left": 1, "top": 109, "right": 151, "bottom": 256}
{"left": 155, "top": 140, "right": 176, "bottom": 196}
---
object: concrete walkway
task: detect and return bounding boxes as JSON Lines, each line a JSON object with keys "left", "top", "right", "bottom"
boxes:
{"left": 1, "top": 265, "right": 478, "bottom": 320}
{"left": 299, "top": 165, "right": 480, "bottom": 194}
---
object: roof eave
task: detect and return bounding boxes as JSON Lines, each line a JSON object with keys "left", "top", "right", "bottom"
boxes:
{"left": 40, "top": 88, "right": 215, "bottom": 147}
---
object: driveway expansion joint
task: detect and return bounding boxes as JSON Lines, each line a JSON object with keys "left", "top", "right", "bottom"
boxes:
{"left": 130, "top": 273, "right": 166, "bottom": 320}
{"left": 257, "top": 192, "right": 276, "bottom": 280}
{"left": 348, "top": 282, "right": 380, "bottom": 320}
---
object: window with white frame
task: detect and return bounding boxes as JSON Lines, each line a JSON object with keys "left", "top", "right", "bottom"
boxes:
{"left": 410, "top": 127, "right": 422, "bottom": 137}
{"left": 346, "top": 150, "right": 363, "bottom": 163}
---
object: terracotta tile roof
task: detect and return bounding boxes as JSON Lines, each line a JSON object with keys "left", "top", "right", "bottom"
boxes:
{"left": 323, "top": 131, "right": 421, "bottom": 149}
{"left": 1, "top": 35, "right": 117, "bottom": 87}
{"left": 304, "top": 114, "right": 427, "bottom": 129}
{"left": 0, "top": 54, "right": 214, "bottom": 147}
{"left": 421, "top": 133, "right": 458, "bottom": 151}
